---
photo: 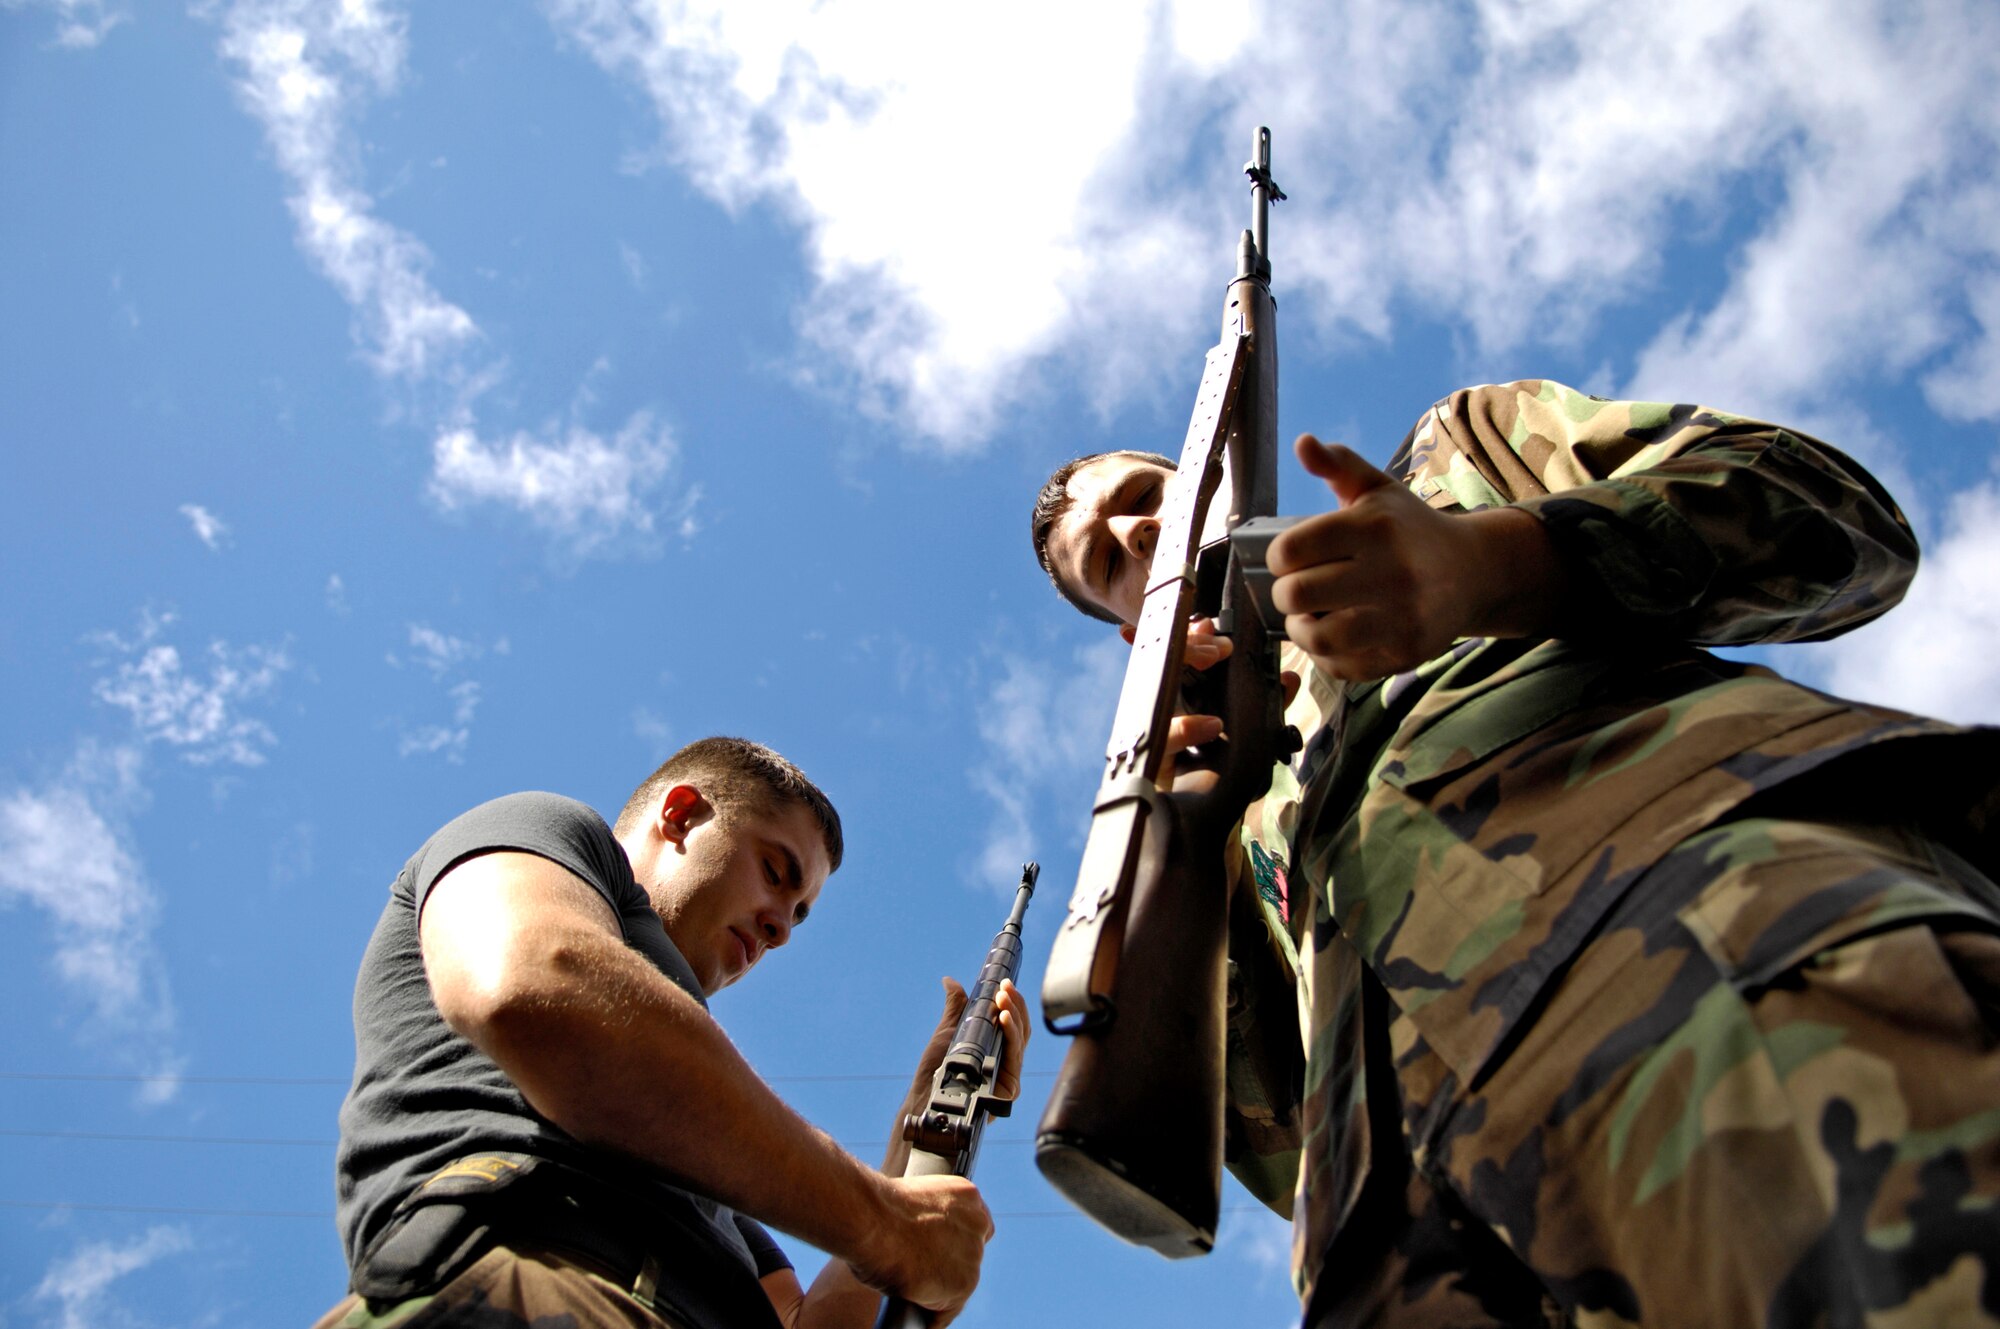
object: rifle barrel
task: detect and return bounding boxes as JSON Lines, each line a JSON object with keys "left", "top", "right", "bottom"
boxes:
{"left": 875, "top": 863, "right": 1038, "bottom": 1329}
{"left": 942, "top": 863, "right": 1037, "bottom": 1082}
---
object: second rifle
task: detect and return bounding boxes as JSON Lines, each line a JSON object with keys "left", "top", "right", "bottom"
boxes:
{"left": 874, "top": 862, "right": 1038, "bottom": 1329}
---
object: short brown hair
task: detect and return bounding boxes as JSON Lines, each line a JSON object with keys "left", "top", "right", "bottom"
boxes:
{"left": 615, "top": 736, "right": 843, "bottom": 873}
{"left": 1030, "top": 449, "right": 1176, "bottom": 623}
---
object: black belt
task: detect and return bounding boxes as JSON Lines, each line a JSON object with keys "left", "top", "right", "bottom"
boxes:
{"left": 354, "top": 1153, "right": 781, "bottom": 1329}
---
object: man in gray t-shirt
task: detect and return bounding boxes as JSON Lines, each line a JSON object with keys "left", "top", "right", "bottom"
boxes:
{"left": 313, "top": 737, "right": 1026, "bottom": 1329}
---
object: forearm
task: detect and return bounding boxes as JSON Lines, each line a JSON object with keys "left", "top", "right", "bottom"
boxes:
{"left": 460, "top": 922, "right": 892, "bottom": 1263}
{"left": 1446, "top": 505, "right": 1569, "bottom": 642}
{"left": 792, "top": 1258, "right": 884, "bottom": 1329}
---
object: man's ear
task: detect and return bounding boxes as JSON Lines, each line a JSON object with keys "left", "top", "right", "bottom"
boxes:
{"left": 658, "top": 784, "right": 703, "bottom": 845}
{"left": 1118, "top": 623, "right": 1137, "bottom": 645}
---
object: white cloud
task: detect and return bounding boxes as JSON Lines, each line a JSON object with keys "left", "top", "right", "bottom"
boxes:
{"left": 178, "top": 502, "right": 229, "bottom": 551}
{"left": 544, "top": 0, "right": 1198, "bottom": 446}
{"left": 969, "top": 635, "right": 1125, "bottom": 886}
{"left": 325, "top": 572, "right": 350, "bottom": 614}
{"left": 618, "top": 239, "right": 649, "bottom": 289}
{"left": 1215, "top": 1197, "right": 1293, "bottom": 1276}
{"left": 3, "top": 0, "right": 125, "bottom": 48}
{"left": 1924, "top": 273, "right": 2000, "bottom": 425}
{"left": 403, "top": 622, "right": 484, "bottom": 676}
{"left": 1610, "top": 7, "right": 2000, "bottom": 432}
{"left": 33, "top": 1226, "right": 192, "bottom": 1329}
{"left": 397, "top": 679, "right": 480, "bottom": 762}
{"left": 214, "top": 0, "right": 476, "bottom": 379}
{"left": 1800, "top": 478, "right": 2000, "bottom": 725}
{"left": 387, "top": 622, "right": 501, "bottom": 760}
{"left": 270, "top": 819, "right": 316, "bottom": 889}
{"left": 548, "top": 0, "right": 2000, "bottom": 455}
{"left": 91, "top": 612, "right": 291, "bottom": 767}
{"left": 429, "top": 411, "right": 696, "bottom": 558}
{"left": 208, "top": 1, "right": 702, "bottom": 563}
{"left": 633, "top": 705, "right": 673, "bottom": 759}
{"left": 0, "top": 743, "right": 184, "bottom": 1092}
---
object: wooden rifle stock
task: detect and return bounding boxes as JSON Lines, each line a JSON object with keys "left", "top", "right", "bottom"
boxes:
{"left": 1036, "top": 128, "right": 1292, "bottom": 1258}
{"left": 874, "top": 864, "right": 1037, "bottom": 1329}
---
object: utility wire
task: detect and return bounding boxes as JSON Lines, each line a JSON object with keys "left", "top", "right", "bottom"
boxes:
{"left": 0, "top": 1200, "right": 1272, "bottom": 1216}
{"left": 0, "top": 1070, "right": 1058, "bottom": 1087}
{"left": 0, "top": 1127, "right": 1033, "bottom": 1151}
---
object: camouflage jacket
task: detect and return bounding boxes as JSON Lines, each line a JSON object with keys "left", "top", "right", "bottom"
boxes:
{"left": 1216, "top": 381, "right": 1999, "bottom": 1304}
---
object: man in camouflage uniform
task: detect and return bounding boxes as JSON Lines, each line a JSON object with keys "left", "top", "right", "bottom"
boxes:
{"left": 1031, "top": 382, "right": 2000, "bottom": 1327}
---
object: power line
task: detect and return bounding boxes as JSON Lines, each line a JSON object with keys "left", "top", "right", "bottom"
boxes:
{"left": 0, "top": 1069, "right": 1058, "bottom": 1087}
{"left": 0, "top": 1200, "right": 1272, "bottom": 1224}
{"left": 0, "top": 1127, "right": 1034, "bottom": 1151}
{"left": 0, "top": 1128, "right": 334, "bottom": 1147}
{"left": 0, "top": 1071, "right": 346, "bottom": 1087}
{"left": 0, "top": 1200, "right": 329, "bottom": 1219}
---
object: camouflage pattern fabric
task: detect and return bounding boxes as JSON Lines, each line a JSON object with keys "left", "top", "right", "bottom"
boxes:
{"left": 1210, "top": 382, "right": 2000, "bottom": 1321}
{"left": 311, "top": 1244, "right": 691, "bottom": 1328}
{"left": 1307, "top": 816, "right": 2000, "bottom": 1328}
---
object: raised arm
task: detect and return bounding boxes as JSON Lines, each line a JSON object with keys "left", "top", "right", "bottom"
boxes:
{"left": 1268, "top": 381, "right": 1919, "bottom": 680}
{"left": 419, "top": 851, "right": 993, "bottom": 1321}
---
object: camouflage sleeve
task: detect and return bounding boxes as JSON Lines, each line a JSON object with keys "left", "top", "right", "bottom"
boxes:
{"left": 1219, "top": 849, "right": 1304, "bottom": 1214}
{"left": 1215, "top": 643, "right": 1335, "bottom": 1214}
{"left": 1389, "top": 380, "right": 1919, "bottom": 645}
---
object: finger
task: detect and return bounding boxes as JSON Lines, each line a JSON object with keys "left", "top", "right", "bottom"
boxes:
{"left": 1281, "top": 669, "right": 1301, "bottom": 708}
{"left": 1118, "top": 622, "right": 1137, "bottom": 644}
{"left": 1164, "top": 712, "right": 1225, "bottom": 756}
{"left": 995, "top": 1010, "right": 1023, "bottom": 1073}
{"left": 1295, "top": 434, "right": 1393, "bottom": 507}
{"left": 1284, "top": 607, "right": 1403, "bottom": 682}
{"left": 994, "top": 986, "right": 1030, "bottom": 1097}
{"left": 1270, "top": 558, "right": 1383, "bottom": 619}
{"left": 1183, "top": 638, "right": 1234, "bottom": 670}
{"left": 939, "top": 975, "right": 967, "bottom": 1012}
{"left": 1266, "top": 509, "right": 1364, "bottom": 577}
{"left": 1182, "top": 618, "right": 1235, "bottom": 671}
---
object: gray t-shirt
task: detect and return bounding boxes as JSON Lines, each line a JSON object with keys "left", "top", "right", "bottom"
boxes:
{"left": 334, "top": 792, "right": 789, "bottom": 1299}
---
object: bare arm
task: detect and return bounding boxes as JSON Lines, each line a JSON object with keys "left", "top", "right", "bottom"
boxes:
{"left": 418, "top": 851, "right": 992, "bottom": 1319}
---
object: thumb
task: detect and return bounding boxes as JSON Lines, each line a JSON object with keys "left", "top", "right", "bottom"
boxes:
{"left": 938, "top": 975, "right": 968, "bottom": 1022}
{"left": 1295, "top": 434, "right": 1390, "bottom": 507}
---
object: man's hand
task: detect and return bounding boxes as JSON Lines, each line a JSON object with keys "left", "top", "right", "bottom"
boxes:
{"left": 793, "top": 978, "right": 1025, "bottom": 1329}
{"left": 1128, "top": 618, "right": 1299, "bottom": 793}
{"left": 848, "top": 1174, "right": 994, "bottom": 1326}
{"left": 886, "top": 978, "right": 1031, "bottom": 1172}
{"left": 1267, "top": 434, "right": 1565, "bottom": 680}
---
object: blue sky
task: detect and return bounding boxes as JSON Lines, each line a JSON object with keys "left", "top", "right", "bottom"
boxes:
{"left": 4, "top": 1, "right": 1999, "bottom": 1325}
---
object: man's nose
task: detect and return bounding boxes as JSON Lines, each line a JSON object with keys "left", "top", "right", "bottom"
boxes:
{"left": 1108, "top": 514, "right": 1157, "bottom": 560}
{"left": 757, "top": 908, "right": 790, "bottom": 949}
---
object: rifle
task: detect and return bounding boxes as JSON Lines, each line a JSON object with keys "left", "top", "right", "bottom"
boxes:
{"left": 1035, "top": 127, "right": 1302, "bottom": 1258}
{"left": 874, "top": 862, "right": 1038, "bottom": 1329}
